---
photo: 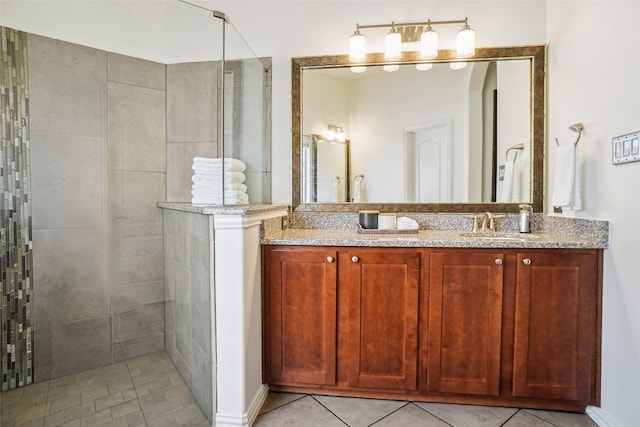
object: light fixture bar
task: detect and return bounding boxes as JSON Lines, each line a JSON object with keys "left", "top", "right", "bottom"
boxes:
{"left": 356, "top": 18, "right": 468, "bottom": 31}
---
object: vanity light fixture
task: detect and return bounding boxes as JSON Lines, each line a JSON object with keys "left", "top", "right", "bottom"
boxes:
{"left": 326, "top": 125, "right": 346, "bottom": 143}
{"left": 450, "top": 62, "right": 468, "bottom": 70}
{"left": 383, "top": 64, "right": 400, "bottom": 72}
{"left": 348, "top": 17, "right": 475, "bottom": 72}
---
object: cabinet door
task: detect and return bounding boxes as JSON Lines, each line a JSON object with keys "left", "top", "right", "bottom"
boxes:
{"left": 513, "top": 251, "right": 597, "bottom": 403}
{"left": 426, "top": 251, "right": 504, "bottom": 396}
{"left": 347, "top": 249, "right": 420, "bottom": 391}
{"left": 265, "top": 248, "right": 337, "bottom": 386}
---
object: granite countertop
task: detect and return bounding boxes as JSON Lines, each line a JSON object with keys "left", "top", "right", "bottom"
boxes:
{"left": 158, "top": 202, "right": 289, "bottom": 215}
{"left": 262, "top": 228, "right": 607, "bottom": 249}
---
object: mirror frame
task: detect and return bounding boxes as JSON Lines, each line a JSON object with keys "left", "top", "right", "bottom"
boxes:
{"left": 292, "top": 45, "right": 546, "bottom": 213}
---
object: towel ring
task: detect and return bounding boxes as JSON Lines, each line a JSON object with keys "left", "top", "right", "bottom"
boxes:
{"left": 555, "top": 122, "right": 583, "bottom": 147}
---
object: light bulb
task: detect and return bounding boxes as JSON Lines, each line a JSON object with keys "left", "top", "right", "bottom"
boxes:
{"left": 419, "top": 29, "right": 438, "bottom": 59}
{"left": 383, "top": 64, "right": 400, "bottom": 72}
{"left": 457, "top": 25, "right": 475, "bottom": 58}
{"left": 384, "top": 30, "right": 402, "bottom": 60}
{"left": 416, "top": 63, "right": 433, "bottom": 71}
{"left": 350, "top": 66, "right": 367, "bottom": 73}
{"left": 450, "top": 62, "right": 467, "bottom": 70}
{"left": 349, "top": 30, "right": 366, "bottom": 62}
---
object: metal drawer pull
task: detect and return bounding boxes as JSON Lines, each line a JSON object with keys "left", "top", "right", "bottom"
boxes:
{"left": 495, "top": 258, "right": 503, "bottom": 265}
{"left": 523, "top": 258, "right": 532, "bottom": 265}
{"left": 352, "top": 256, "right": 359, "bottom": 263}
{"left": 326, "top": 256, "right": 334, "bottom": 263}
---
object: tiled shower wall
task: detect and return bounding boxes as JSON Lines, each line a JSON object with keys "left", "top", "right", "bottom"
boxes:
{"left": 0, "top": 27, "right": 34, "bottom": 391}
{"left": 28, "top": 33, "right": 166, "bottom": 380}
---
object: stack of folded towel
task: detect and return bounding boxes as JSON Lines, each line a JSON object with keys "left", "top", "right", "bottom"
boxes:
{"left": 191, "top": 157, "right": 249, "bottom": 206}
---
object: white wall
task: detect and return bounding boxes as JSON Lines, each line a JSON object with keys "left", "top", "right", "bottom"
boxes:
{"left": 547, "top": 2, "right": 640, "bottom": 426}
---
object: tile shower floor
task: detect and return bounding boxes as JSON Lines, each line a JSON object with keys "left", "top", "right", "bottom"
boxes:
{"left": 0, "top": 351, "right": 598, "bottom": 427}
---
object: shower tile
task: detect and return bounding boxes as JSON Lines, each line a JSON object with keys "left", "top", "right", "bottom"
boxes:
{"left": 107, "top": 53, "right": 165, "bottom": 91}
{"left": 33, "top": 229, "right": 109, "bottom": 324}
{"left": 50, "top": 315, "right": 112, "bottom": 378}
{"left": 108, "top": 81, "right": 166, "bottom": 173}
{"left": 30, "top": 131, "right": 105, "bottom": 231}
{"left": 117, "top": 335, "right": 165, "bottom": 361}
{"left": 109, "top": 170, "right": 165, "bottom": 226}
{"left": 27, "top": 34, "right": 107, "bottom": 137}
{"left": 115, "top": 254, "right": 164, "bottom": 286}
{"left": 166, "top": 62, "right": 219, "bottom": 144}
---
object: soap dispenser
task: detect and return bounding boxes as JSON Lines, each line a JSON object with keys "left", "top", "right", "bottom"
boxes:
{"left": 518, "top": 204, "right": 533, "bottom": 233}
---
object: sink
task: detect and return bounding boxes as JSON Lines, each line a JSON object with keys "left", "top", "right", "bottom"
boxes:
{"left": 458, "top": 231, "right": 539, "bottom": 242}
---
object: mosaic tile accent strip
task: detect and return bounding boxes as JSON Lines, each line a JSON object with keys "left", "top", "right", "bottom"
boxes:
{"left": 0, "top": 26, "right": 34, "bottom": 391}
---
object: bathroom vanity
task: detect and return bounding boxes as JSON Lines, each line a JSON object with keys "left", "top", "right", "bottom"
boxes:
{"left": 261, "top": 221, "right": 607, "bottom": 413}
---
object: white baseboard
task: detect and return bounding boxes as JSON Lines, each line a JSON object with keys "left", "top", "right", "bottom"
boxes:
{"left": 587, "top": 405, "right": 623, "bottom": 427}
{"left": 214, "top": 384, "right": 269, "bottom": 427}
{"left": 247, "top": 384, "right": 270, "bottom": 425}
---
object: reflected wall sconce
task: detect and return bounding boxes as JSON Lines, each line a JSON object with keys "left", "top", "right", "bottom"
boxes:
{"left": 349, "top": 17, "right": 475, "bottom": 72}
{"left": 326, "top": 125, "right": 346, "bottom": 143}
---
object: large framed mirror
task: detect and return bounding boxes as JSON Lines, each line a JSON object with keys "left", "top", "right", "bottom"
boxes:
{"left": 292, "top": 45, "right": 546, "bottom": 213}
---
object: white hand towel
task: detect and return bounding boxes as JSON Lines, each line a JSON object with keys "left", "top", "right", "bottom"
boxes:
{"left": 551, "top": 144, "right": 582, "bottom": 210}
{"left": 397, "top": 217, "right": 419, "bottom": 230}
{"left": 499, "top": 159, "right": 521, "bottom": 202}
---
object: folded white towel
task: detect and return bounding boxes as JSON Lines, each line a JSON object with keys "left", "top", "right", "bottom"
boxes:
{"left": 499, "top": 159, "right": 521, "bottom": 202}
{"left": 191, "top": 171, "right": 245, "bottom": 184}
{"left": 551, "top": 144, "right": 582, "bottom": 210}
{"left": 192, "top": 182, "right": 247, "bottom": 193}
{"left": 397, "top": 217, "right": 419, "bottom": 230}
{"left": 192, "top": 157, "right": 246, "bottom": 172}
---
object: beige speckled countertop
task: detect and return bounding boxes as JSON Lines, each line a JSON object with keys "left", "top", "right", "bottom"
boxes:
{"left": 263, "top": 228, "right": 607, "bottom": 249}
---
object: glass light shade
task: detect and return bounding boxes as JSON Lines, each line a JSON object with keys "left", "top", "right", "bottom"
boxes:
{"left": 384, "top": 30, "right": 402, "bottom": 60}
{"left": 337, "top": 130, "right": 346, "bottom": 143}
{"left": 349, "top": 32, "right": 366, "bottom": 62}
{"left": 383, "top": 64, "right": 400, "bottom": 72}
{"left": 419, "top": 29, "right": 438, "bottom": 59}
{"left": 416, "top": 63, "right": 433, "bottom": 71}
{"left": 456, "top": 26, "right": 475, "bottom": 58}
{"left": 326, "top": 128, "right": 336, "bottom": 141}
{"left": 450, "top": 62, "right": 467, "bottom": 70}
{"left": 350, "top": 66, "right": 367, "bottom": 73}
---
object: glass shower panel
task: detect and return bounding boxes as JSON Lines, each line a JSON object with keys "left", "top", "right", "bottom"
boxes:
{"left": 221, "top": 21, "right": 272, "bottom": 204}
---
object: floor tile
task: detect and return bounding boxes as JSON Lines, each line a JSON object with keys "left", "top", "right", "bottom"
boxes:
{"left": 524, "top": 409, "right": 599, "bottom": 427}
{"left": 258, "top": 392, "right": 306, "bottom": 415}
{"left": 370, "top": 402, "right": 451, "bottom": 426}
{"left": 254, "top": 395, "right": 346, "bottom": 426}
{"left": 503, "top": 410, "right": 555, "bottom": 426}
{"left": 415, "top": 401, "right": 518, "bottom": 427}
{"left": 313, "top": 394, "right": 407, "bottom": 427}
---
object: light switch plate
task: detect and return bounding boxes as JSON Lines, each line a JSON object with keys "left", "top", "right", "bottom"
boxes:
{"left": 612, "top": 131, "right": 640, "bottom": 165}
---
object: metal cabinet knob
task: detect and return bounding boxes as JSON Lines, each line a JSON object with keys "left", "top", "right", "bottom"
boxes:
{"left": 352, "top": 256, "right": 359, "bottom": 263}
{"left": 523, "top": 258, "right": 532, "bottom": 265}
{"left": 495, "top": 258, "right": 503, "bottom": 265}
{"left": 326, "top": 256, "right": 334, "bottom": 263}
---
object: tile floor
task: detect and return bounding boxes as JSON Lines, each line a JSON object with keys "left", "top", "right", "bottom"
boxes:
{"left": 255, "top": 393, "right": 599, "bottom": 427}
{"left": 1, "top": 351, "right": 599, "bottom": 427}
{"left": 0, "top": 352, "right": 208, "bottom": 427}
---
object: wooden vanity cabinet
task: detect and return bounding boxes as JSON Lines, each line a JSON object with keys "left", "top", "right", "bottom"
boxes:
{"left": 263, "top": 247, "right": 338, "bottom": 386}
{"left": 262, "top": 245, "right": 602, "bottom": 411}
{"left": 346, "top": 249, "right": 420, "bottom": 391}
{"left": 512, "top": 250, "right": 599, "bottom": 404}
{"left": 425, "top": 250, "right": 505, "bottom": 396}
